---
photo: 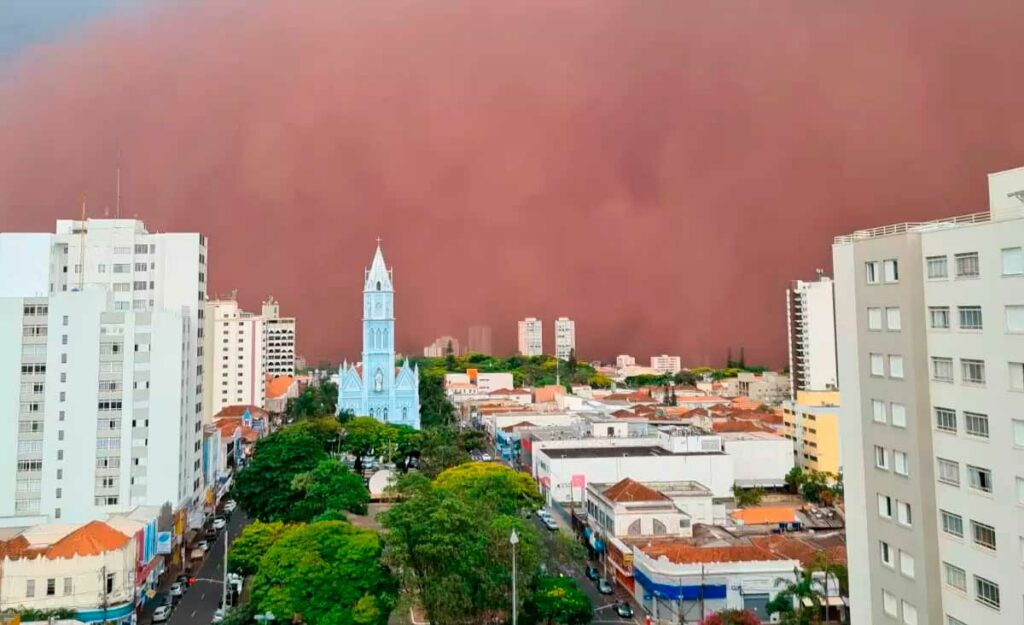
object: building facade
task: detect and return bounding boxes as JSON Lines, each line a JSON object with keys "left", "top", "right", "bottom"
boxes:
{"left": 787, "top": 274, "right": 838, "bottom": 397}
{"left": 554, "top": 317, "right": 576, "bottom": 360}
{"left": 615, "top": 354, "right": 636, "bottom": 369}
{"left": 781, "top": 390, "right": 842, "bottom": 475}
{"left": 649, "top": 354, "right": 681, "bottom": 375}
{"left": 517, "top": 317, "right": 543, "bottom": 356}
{"left": 834, "top": 165, "right": 1024, "bottom": 625}
{"left": 337, "top": 244, "right": 420, "bottom": 429}
{"left": 261, "top": 296, "right": 296, "bottom": 377}
{"left": 423, "top": 335, "right": 461, "bottom": 358}
{"left": 0, "top": 219, "right": 205, "bottom": 526}
{"left": 466, "top": 324, "right": 493, "bottom": 355}
{"left": 202, "top": 297, "right": 265, "bottom": 416}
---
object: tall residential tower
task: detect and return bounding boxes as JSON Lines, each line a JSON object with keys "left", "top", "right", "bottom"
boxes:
{"left": 517, "top": 317, "right": 543, "bottom": 356}
{"left": 554, "top": 317, "right": 576, "bottom": 360}
{"left": 786, "top": 273, "right": 838, "bottom": 397}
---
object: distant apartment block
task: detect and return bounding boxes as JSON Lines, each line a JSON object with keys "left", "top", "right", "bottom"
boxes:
{"left": 833, "top": 165, "right": 1024, "bottom": 625}
{"left": 467, "top": 324, "right": 493, "bottom": 355}
{"left": 203, "top": 297, "right": 265, "bottom": 416}
{"left": 554, "top": 317, "right": 576, "bottom": 360}
{"left": 261, "top": 296, "right": 295, "bottom": 377}
{"left": 517, "top": 317, "right": 543, "bottom": 356}
{"left": 424, "top": 335, "right": 461, "bottom": 357}
{"left": 787, "top": 273, "right": 838, "bottom": 397}
{"left": 650, "top": 354, "right": 682, "bottom": 375}
{"left": 0, "top": 219, "right": 205, "bottom": 525}
{"left": 782, "top": 390, "right": 841, "bottom": 475}
{"left": 616, "top": 354, "right": 636, "bottom": 369}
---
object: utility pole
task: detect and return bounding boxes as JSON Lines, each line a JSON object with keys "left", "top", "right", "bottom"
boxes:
{"left": 510, "top": 530, "right": 519, "bottom": 625}
{"left": 101, "top": 564, "right": 109, "bottom": 624}
{"left": 222, "top": 528, "right": 229, "bottom": 610}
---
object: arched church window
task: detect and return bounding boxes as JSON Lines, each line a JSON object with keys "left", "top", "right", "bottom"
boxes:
{"left": 627, "top": 519, "right": 641, "bottom": 536}
{"left": 383, "top": 408, "right": 388, "bottom": 422}
{"left": 376, "top": 281, "right": 381, "bottom": 291}
{"left": 652, "top": 519, "right": 667, "bottom": 534}
{"left": 402, "top": 407, "right": 407, "bottom": 420}
{"left": 383, "top": 328, "right": 389, "bottom": 349}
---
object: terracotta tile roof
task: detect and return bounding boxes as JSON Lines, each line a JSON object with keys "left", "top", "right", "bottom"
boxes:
{"left": 266, "top": 375, "right": 295, "bottom": 399}
{"left": 602, "top": 478, "right": 670, "bottom": 503}
{"left": 0, "top": 535, "right": 35, "bottom": 559}
{"left": 680, "top": 407, "right": 710, "bottom": 419}
{"left": 678, "top": 396, "right": 728, "bottom": 405}
{"left": 753, "top": 535, "right": 847, "bottom": 568}
{"left": 643, "top": 542, "right": 786, "bottom": 564}
{"left": 215, "top": 405, "right": 269, "bottom": 420}
{"left": 501, "top": 421, "right": 537, "bottom": 432}
{"left": 490, "top": 388, "right": 532, "bottom": 395}
{"left": 611, "top": 409, "right": 636, "bottom": 419}
{"left": 712, "top": 420, "right": 764, "bottom": 433}
{"left": 46, "top": 521, "right": 130, "bottom": 559}
{"left": 730, "top": 506, "right": 797, "bottom": 525}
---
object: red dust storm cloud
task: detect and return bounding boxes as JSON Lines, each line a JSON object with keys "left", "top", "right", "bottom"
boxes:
{"left": 2, "top": 0, "right": 1024, "bottom": 367}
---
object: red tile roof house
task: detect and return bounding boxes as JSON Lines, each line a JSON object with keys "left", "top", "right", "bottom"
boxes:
{"left": 0, "top": 521, "right": 139, "bottom": 622}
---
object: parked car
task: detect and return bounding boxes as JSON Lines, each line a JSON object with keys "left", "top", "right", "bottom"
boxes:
{"left": 169, "top": 582, "right": 185, "bottom": 598}
{"left": 543, "top": 517, "right": 559, "bottom": 531}
{"left": 204, "top": 527, "right": 218, "bottom": 541}
{"left": 196, "top": 540, "right": 209, "bottom": 552}
{"left": 597, "top": 578, "right": 613, "bottom": 595}
{"left": 585, "top": 565, "right": 600, "bottom": 581}
{"left": 479, "top": 452, "right": 493, "bottom": 462}
{"left": 223, "top": 500, "right": 237, "bottom": 513}
{"left": 615, "top": 602, "right": 634, "bottom": 618}
{"left": 152, "top": 605, "right": 172, "bottom": 622}
{"left": 535, "top": 508, "right": 551, "bottom": 520}
{"left": 212, "top": 517, "right": 227, "bottom": 530}
{"left": 212, "top": 607, "right": 225, "bottom": 623}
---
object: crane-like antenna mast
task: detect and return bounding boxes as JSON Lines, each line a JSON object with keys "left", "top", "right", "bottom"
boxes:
{"left": 79, "top": 197, "right": 87, "bottom": 291}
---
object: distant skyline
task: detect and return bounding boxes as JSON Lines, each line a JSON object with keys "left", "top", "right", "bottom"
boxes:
{"left": 2, "top": 1, "right": 1024, "bottom": 366}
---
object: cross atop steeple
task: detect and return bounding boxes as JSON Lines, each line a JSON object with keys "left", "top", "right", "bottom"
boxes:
{"left": 364, "top": 239, "right": 394, "bottom": 292}
{"left": 376, "top": 236, "right": 383, "bottom": 245}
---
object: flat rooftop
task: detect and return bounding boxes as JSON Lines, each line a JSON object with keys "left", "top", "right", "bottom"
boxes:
{"left": 540, "top": 445, "right": 724, "bottom": 459}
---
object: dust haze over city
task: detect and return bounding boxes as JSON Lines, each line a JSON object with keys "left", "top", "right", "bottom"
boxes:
{"left": 3, "top": 0, "right": 1024, "bottom": 365}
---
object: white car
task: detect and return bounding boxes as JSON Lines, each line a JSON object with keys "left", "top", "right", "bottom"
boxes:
{"left": 152, "top": 605, "right": 172, "bottom": 623}
{"left": 479, "top": 453, "right": 493, "bottom": 462}
{"left": 212, "top": 607, "right": 225, "bottom": 623}
{"left": 169, "top": 582, "right": 185, "bottom": 597}
{"left": 212, "top": 518, "right": 227, "bottom": 530}
{"left": 223, "top": 500, "right": 237, "bottom": 512}
{"left": 196, "top": 540, "right": 209, "bottom": 552}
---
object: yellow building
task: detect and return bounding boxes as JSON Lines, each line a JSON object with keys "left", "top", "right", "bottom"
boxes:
{"left": 781, "top": 390, "right": 841, "bottom": 476}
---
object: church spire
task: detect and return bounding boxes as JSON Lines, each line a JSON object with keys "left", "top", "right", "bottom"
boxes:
{"left": 364, "top": 239, "right": 394, "bottom": 292}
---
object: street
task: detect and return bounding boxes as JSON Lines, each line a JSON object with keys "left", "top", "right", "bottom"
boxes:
{"left": 143, "top": 510, "right": 250, "bottom": 625}
{"left": 531, "top": 515, "right": 641, "bottom": 625}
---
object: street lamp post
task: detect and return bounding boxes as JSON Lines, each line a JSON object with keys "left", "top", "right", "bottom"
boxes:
{"left": 510, "top": 529, "right": 519, "bottom": 625}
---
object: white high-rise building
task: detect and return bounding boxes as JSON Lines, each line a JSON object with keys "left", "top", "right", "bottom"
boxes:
{"left": 833, "top": 166, "right": 1024, "bottom": 625}
{"left": 554, "top": 317, "right": 576, "bottom": 360}
{"left": 203, "top": 297, "right": 265, "bottom": 416}
{"left": 517, "top": 317, "right": 543, "bottom": 356}
{"left": 616, "top": 354, "right": 636, "bottom": 369}
{"left": 650, "top": 354, "right": 682, "bottom": 375}
{"left": 786, "top": 273, "right": 838, "bottom": 398}
{"left": 261, "top": 296, "right": 295, "bottom": 377}
{"left": 0, "top": 219, "right": 205, "bottom": 526}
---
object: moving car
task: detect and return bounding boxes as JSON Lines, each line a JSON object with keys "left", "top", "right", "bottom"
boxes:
{"left": 212, "top": 517, "right": 227, "bottom": 530}
{"left": 585, "top": 565, "right": 600, "bottom": 581}
{"left": 597, "top": 578, "right": 613, "bottom": 595}
{"left": 169, "top": 582, "right": 185, "bottom": 598}
{"left": 615, "top": 602, "right": 634, "bottom": 618}
{"left": 152, "top": 605, "right": 172, "bottom": 623}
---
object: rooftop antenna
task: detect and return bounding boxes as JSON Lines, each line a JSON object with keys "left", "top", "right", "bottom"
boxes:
{"left": 78, "top": 196, "right": 87, "bottom": 291}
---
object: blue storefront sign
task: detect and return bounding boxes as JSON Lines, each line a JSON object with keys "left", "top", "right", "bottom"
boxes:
{"left": 634, "top": 568, "right": 727, "bottom": 601}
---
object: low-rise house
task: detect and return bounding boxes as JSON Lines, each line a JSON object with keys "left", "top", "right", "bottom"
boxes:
{"left": 0, "top": 522, "right": 137, "bottom": 624}
{"left": 585, "top": 478, "right": 714, "bottom": 540}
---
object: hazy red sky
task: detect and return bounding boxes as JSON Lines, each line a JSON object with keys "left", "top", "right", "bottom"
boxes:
{"left": 2, "top": 1, "right": 1024, "bottom": 366}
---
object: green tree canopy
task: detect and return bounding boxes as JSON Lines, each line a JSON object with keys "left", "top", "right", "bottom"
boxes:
{"left": 228, "top": 520, "right": 295, "bottom": 576}
{"left": 291, "top": 458, "right": 370, "bottom": 520}
{"left": 233, "top": 426, "right": 327, "bottom": 521}
{"left": 434, "top": 462, "right": 544, "bottom": 516}
{"left": 250, "top": 520, "right": 396, "bottom": 625}
{"left": 340, "top": 417, "right": 386, "bottom": 473}
{"left": 417, "top": 426, "right": 472, "bottom": 478}
{"left": 288, "top": 382, "right": 339, "bottom": 419}
{"left": 523, "top": 576, "right": 593, "bottom": 625}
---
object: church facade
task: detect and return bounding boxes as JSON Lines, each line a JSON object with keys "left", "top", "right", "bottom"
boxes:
{"left": 337, "top": 243, "right": 421, "bottom": 429}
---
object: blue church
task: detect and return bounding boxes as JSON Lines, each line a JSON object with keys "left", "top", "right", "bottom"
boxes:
{"left": 337, "top": 243, "right": 421, "bottom": 429}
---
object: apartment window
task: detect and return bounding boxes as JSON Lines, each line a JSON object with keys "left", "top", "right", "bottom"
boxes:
{"left": 890, "top": 402, "right": 906, "bottom": 427}
{"left": 880, "top": 541, "right": 894, "bottom": 567}
{"left": 975, "top": 575, "right": 1000, "bottom": 610}
{"left": 897, "top": 501, "right": 912, "bottom": 526}
{"left": 63, "top": 577, "right": 72, "bottom": 595}
{"left": 899, "top": 550, "right": 915, "bottom": 578}
{"left": 964, "top": 412, "right": 989, "bottom": 438}
{"left": 1007, "top": 305, "right": 1024, "bottom": 332}
{"left": 1017, "top": 477, "right": 1024, "bottom": 504}
{"left": 958, "top": 306, "right": 983, "bottom": 330}
{"left": 935, "top": 407, "right": 957, "bottom": 432}
{"left": 870, "top": 353, "right": 885, "bottom": 377}
{"left": 882, "top": 590, "right": 897, "bottom": 617}
{"left": 1014, "top": 419, "right": 1024, "bottom": 447}
{"left": 134, "top": 262, "right": 147, "bottom": 271}
{"left": 889, "top": 355, "right": 904, "bottom": 379}
{"left": 26, "top": 579, "right": 35, "bottom": 598}
{"left": 901, "top": 600, "right": 917, "bottom": 625}
{"left": 1002, "top": 247, "right": 1023, "bottom": 275}
{"left": 955, "top": 252, "right": 980, "bottom": 278}
{"left": 874, "top": 446, "right": 889, "bottom": 470}
{"left": 135, "top": 243, "right": 148, "bottom": 254}
{"left": 46, "top": 578, "right": 55, "bottom": 596}
{"left": 1008, "top": 362, "right": 1024, "bottom": 392}
{"left": 932, "top": 357, "right": 954, "bottom": 382}
{"left": 872, "top": 399, "right": 887, "bottom": 424}
{"left": 961, "top": 359, "right": 985, "bottom": 385}
{"left": 971, "top": 520, "right": 997, "bottom": 551}
{"left": 941, "top": 510, "right": 963, "bottom": 537}
{"left": 883, "top": 259, "right": 899, "bottom": 282}
{"left": 894, "top": 450, "right": 909, "bottom": 476}
{"left": 878, "top": 494, "right": 893, "bottom": 519}
{"left": 866, "top": 261, "right": 880, "bottom": 284}
{"left": 886, "top": 307, "right": 902, "bottom": 330}
{"left": 938, "top": 458, "right": 960, "bottom": 486}
{"left": 868, "top": 307, "right": 883, "bottom": 330}
{"left": 943, "top": 562, "right": 966, "bottom": 592}
{"left": 927, "top": 255, "right": 948, "bottom": 279}
{"left": 113, "top": 263, "right": 130, "bottom": 273}
{"left": 113, "top": 282, "right": 130, "bottom": 292}
{"left": 968, "top": 465, "right": 993, "bottom": 493}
